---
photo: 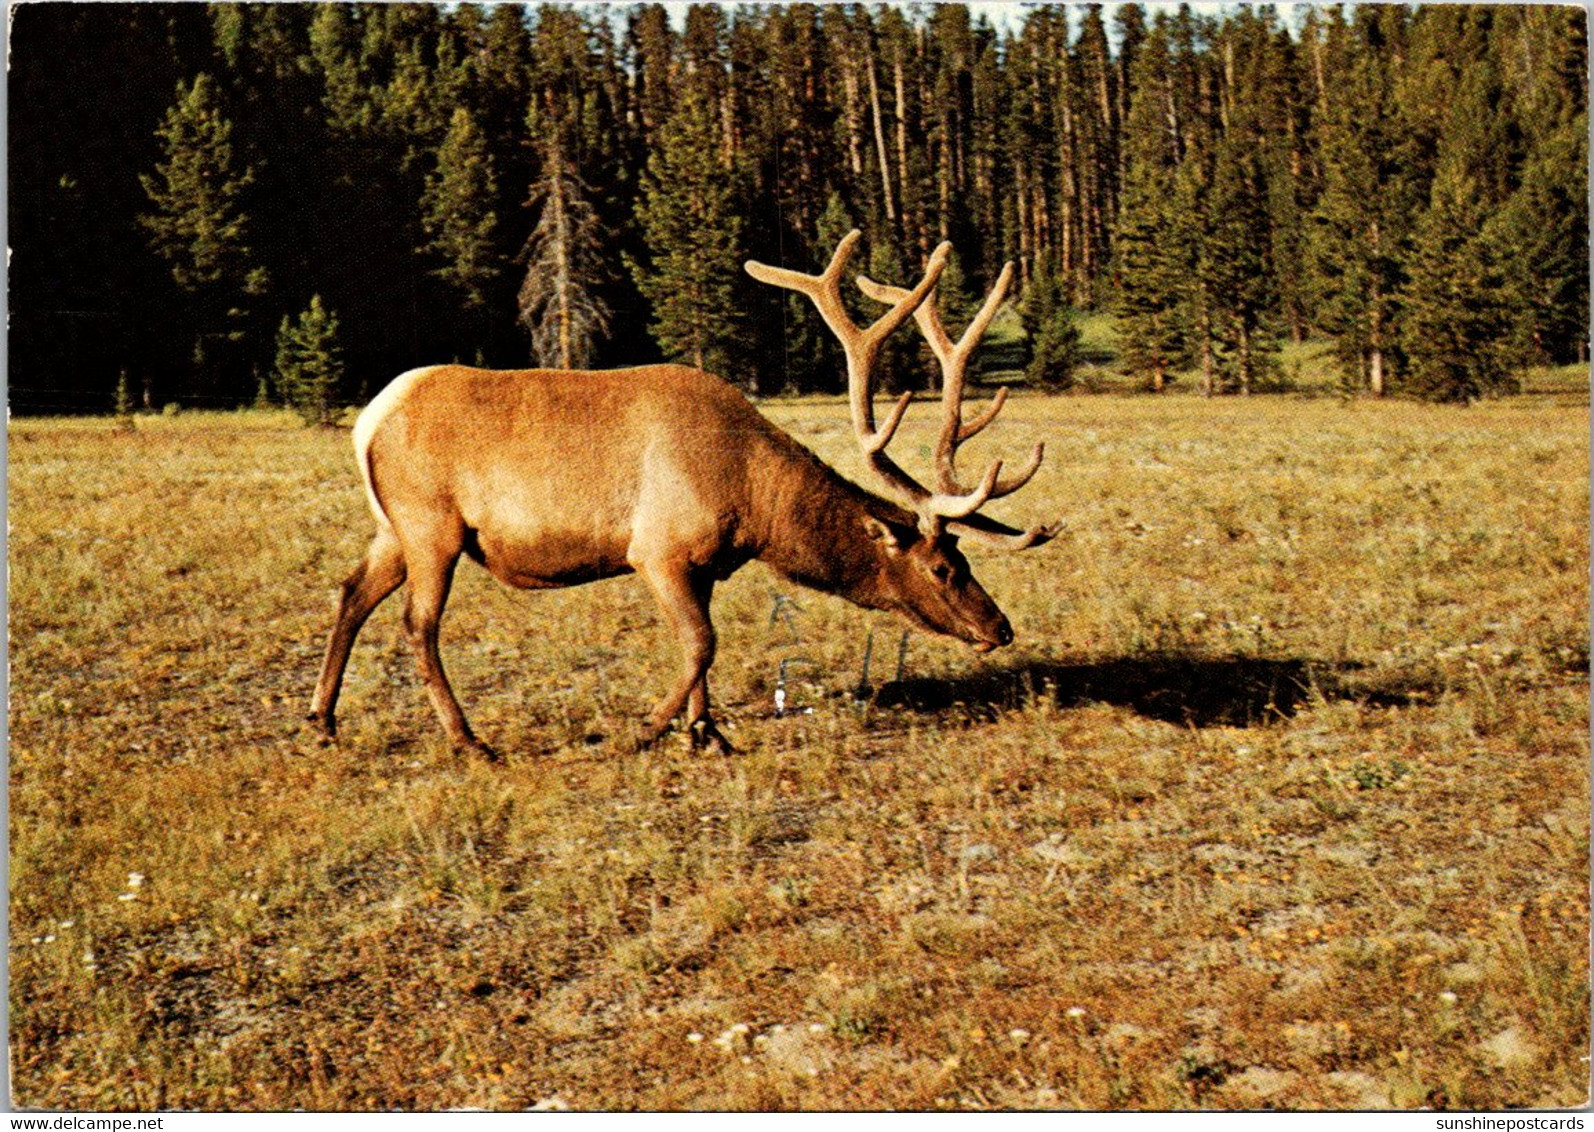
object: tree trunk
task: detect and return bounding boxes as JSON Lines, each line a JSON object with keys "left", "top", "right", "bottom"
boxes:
{"left": 550, "top": 172, "right": 573, "bottom": 368}
{"left": 894, "top": 49, "right": 912, "bottom": 252}
{"left": 867, "top": 51, "right": 897, "bottom": 226}
{"left": 1200, "top": 310, "right": 1215, "bottom": 397}
{"left": 841, "top": 58, "right": 864, "bottom": 178}
{"left": 1059, "top": 102, "right": 1074, "bottom": 292}
{"left": 1368, "top": 221, "right": 1386, "bottom": 396}
{"left": 936, "top": 113, "right": 952, "bottom": 242}
{"left": 1237, "top": 317, "right": 1252, "bottom": 396}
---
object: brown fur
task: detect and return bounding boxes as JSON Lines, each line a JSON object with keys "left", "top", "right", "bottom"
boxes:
{"left": 309, "top": 363, "right": 1011, "bottom": 757}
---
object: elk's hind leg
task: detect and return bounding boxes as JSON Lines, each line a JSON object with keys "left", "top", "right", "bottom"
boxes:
{"left": 398, "top": 529, "right": 500, "bottom": 761}
{"left": 635, "top": 561, "right": 734, "bottom": 755}
{"left": 310, "top": 528, "right": 406, "bottom": 739}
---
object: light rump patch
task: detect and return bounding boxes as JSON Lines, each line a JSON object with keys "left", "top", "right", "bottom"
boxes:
{"left": 351, "top": 364, "right": 442, "bottom": 528}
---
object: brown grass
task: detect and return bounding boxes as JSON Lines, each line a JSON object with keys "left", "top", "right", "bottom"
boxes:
{"left": 9, "top": 393, "right": 1588, "bottom": 1110}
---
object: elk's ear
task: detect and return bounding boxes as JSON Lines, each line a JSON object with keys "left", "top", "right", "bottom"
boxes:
{"left": 863, "top": 515, "right": 911, "bottom": 553}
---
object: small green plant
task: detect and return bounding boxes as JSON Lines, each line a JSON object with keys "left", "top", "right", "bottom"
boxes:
{"left": 274, "top": 294, "right": 345, "bottom": 426}
{"left": 252, "top": 367, "right": 272, "bottom": 409}
{"left": 114, "top": 370, "right": 134, "bottom": 417}
{"left": 1349, "top": 759, "right": 1410, "bottom": 791}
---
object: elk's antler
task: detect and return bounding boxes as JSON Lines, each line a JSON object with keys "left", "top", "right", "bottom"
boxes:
{"left": 747, "top": 231, "right": 955, "bottom": 516}
{"left": 856, "top": 261, "right": 1061, "bottom": 550}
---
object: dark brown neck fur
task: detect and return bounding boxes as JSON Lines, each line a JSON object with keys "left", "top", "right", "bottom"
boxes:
{"left": 749, "top": 437, "right": 912, "bottom": 602}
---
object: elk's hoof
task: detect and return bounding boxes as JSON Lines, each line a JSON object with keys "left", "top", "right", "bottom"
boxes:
{"left": 306, "top": 713, "right": 337, "bottom": 747}
{"left": 456, "top": 736, "right": 502, "bottom": 763}
{"left": 691, "top": 719, "right": 737, "bottom": 757}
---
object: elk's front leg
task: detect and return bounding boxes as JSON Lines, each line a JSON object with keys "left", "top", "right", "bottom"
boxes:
{"left": 635, "top": 561, "right": 734, "bottom": 755}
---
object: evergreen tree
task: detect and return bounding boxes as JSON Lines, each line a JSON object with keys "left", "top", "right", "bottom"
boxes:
{"left": 1307, "top": 8, "right": 1420, "bottom": 395}
{"left": 519, "top": 139, "right": 611, "bottom": 369}
{"left": 1489, "top": 113, "right": 1589, "bottom": 366}
{"left": 141, "top": 78, "right": 255, "bottom": 291}
{"left": 1400, "top": 160, "right": 1514, "bottom": 401}
{"left": 627, "top": 5, "right": 676, "bottom": 151}
{"left": 1021, "top": 257, "right": 1082, "bottom": 390}
{"left": 115, "top": 370, "right": 135, "bottom": 418}
{"left": 1113, "top": 19, "right": 1187, "bottom": 392}
{"left": 1113, "top": 176, "right": 1187, "bottom": 391}
{"left": 140, "top": 73, "right": 267, "bottom": 403}
{"left": 864, "top": 228, "right": 931, "bottom": 394}
{"left": 1172, "top": 153, "right": 1223, "bottom": 397}
{"left": 420, "top": 107, "right": 501, "bottom": 312}
{"left": 526, "top": 4, "right": 636, "bottom": 367}
{"left": 1203, "top": 136, "right": 1279, "bottom": 395}
{"left": 782, "top": 191, "right": 854, "bottom": 394}
{"left": 465, "top": 4, "right": 533, "bottom": 174}
{"left": 274, "top": 295, "right": 346, "bottom": 425}
{"left": 630, "top": 88, "right": 748, "bottom": 381}
{"left": 1398, "top": 34, "right": 1518, "bottom": 401}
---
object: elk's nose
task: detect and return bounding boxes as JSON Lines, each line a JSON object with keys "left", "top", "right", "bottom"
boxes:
{"left": 996, "top": 618, "right": 1014, "bottom": 647}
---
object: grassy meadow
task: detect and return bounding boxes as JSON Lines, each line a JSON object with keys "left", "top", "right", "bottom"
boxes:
{"left": 9, "top": 388, "right": 1590, "bottom": 1110}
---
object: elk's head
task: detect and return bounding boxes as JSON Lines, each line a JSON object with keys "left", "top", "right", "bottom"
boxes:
{"left": 746, "top": 230, "right": 1059, "bottom": 652}
{"left": 856, "top": 511, "right": 1012, "bottom": 651}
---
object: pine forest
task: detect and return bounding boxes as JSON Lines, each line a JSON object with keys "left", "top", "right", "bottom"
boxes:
{"left": 8, "top": 2, "right": 1589, "bottom": 414}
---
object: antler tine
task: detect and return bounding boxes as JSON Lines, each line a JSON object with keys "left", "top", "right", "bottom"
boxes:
{"left": 747, "top": 231, "right": 951, "bottom": 511}
{"left": 923, "top": 457, "right": 1003, "bottom": 520}
{"left": 744, "top": 229, "right": 865, "bottom": 354}
{"left": 931, "top": 262, "right": 1015, "bottom": 495}
{"left": 859, "top": 263, "right": 1022, "bottom": 498}
{"left": 857, "top": 259, "right": 1049, "bottom": 535}
{"left": 946, "top": 515, "right": 1066, "bottom": 551}
{"left": 918, "top": 437, "right": 1043, "bottom": 521}
{"left": 857, "top": 273, "right": 956, "bottom": 360}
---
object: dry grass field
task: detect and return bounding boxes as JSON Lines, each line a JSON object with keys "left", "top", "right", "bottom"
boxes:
{"left": 9, "top": 391, "right": 1589, "bottom": 1111}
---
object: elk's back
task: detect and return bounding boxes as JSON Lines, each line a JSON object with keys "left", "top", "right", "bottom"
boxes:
{"left": 356, "top": 364, "right": 778, "bottom": 585}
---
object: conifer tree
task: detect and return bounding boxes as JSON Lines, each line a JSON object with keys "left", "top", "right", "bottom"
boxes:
{"left": 1307, "top": 8, "right": 1419, "bottom": 395}
{"left": 519, "top": 138, "right": 610, "bottom": 369}
{"left": 864, "top": 228, "right": 931, "bottom": 394}
{"left": 1398, "top": 39, "right": 1517, "bottom": 401}
{"left": 274, "top": 295, "right": 346, "bottom": 426}
{"left": 140, "top": 73, "right": 267, "bottom": 402}
{"left": 1022, "top": 256, "right": 1082, "bottom": 390}
{"left": 784, "top": 192, "right": 854, "bottom": 393}
{"left": 627, "top": 5, "right": 675, "bottom": 151}
{"left": 1113, "top": 19, "right": 1187, "bottom": 391}
{"left": 141, "top": 74, "right": 258, "bottom": 292}
{"left": 630, "top": 88, "right": 748, "bottom": 381}
{"left": 1113, "top": 175, "right": 1187, "bottom": 391}
{"left": 1488, "top": 114, "right": 1589, "bottom": 366}
{"left": 420, "top": 107, "right": 501, "bottom": 311}
{"left": 1203, "top": 137, "right": 1278, "bottom": 395}
{"left": 1400, "top": 161, "right": 1514, "bottom": 401}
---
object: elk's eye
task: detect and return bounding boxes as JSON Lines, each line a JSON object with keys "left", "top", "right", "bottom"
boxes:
{"left": 931, "top": 563, "right": 952, "bottom": 583}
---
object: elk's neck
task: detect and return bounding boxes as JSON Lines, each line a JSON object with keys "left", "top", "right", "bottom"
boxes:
{"left": 752, "top": 442, "right": 906, "bottom": 599}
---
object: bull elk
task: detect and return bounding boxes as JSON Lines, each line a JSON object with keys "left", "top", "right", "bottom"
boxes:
{"left": 308, "top": 230, "right": 1058, "bottom": 758}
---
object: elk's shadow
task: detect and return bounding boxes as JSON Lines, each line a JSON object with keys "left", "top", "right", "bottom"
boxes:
{"left": 872, "top": 655, "right": 1420, "bottom": 729}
